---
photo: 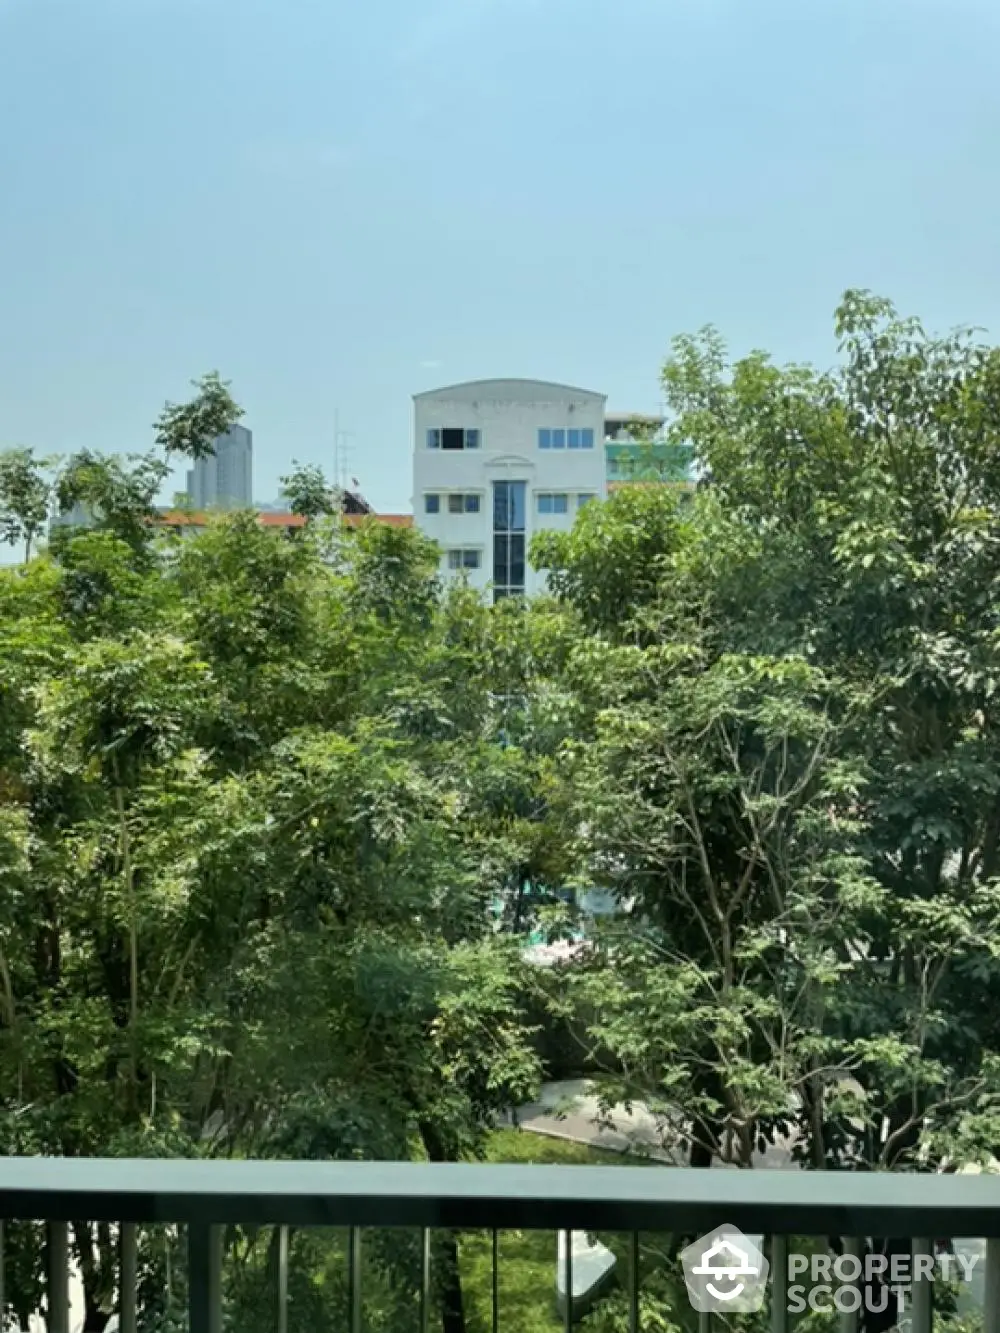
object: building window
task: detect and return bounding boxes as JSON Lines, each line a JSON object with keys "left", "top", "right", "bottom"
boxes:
{"left": 425, "top": 494, "right": 440, "bottom": 514}
{"left": 492, "top": 480, "right": 526, "bottom": 602}
{"left": 447, "top": 549, "right": 482, "bottom": 570}
{"left": 539, "top": 427, "right": 593, "bottom": 449}
{"left": 447, "top": 493, "right": 481, "bottom": 514}
{"left": 577, "top": 492, "right": 596, "bottom": 509}
{"left": 429, "top": 427, "right": 481, "bottom": 450}
{"left": 537, "top": 493, "right": 569, "bottom": 515}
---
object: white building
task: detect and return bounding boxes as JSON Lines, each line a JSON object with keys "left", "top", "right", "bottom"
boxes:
{"left": 412, "top": 379, "right": 607, "bottom": 600}
{"left": 185, "top": 424, "right": 253, "bottom": 510}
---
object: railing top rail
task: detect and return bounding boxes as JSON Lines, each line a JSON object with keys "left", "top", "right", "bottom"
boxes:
{"left": 0, "top": 1159, "right": 997, "bottom": 1234}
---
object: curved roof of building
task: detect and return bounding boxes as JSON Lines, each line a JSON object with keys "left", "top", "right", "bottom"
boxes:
{"left": 414, "top": 377, "right": 604, "bottom": 402}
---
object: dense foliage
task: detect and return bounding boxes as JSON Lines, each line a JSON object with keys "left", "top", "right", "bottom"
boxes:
{"left": 3, "top": 292, "right": 1000, "bottom": 1330}
{"left": 535, "top": 292, "right": 1000, "bottom": 1177}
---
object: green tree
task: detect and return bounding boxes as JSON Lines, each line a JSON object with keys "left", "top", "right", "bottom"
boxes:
{"left": 0, "top": 470, "right": 545, "bottom": 1329}
{"left": 0, "top": 447, "right": 51, "bottom": 562}
{"left": 153, "top": 371, "right": 244, "bottom": 461}
{"left": 655, "top": 291, "right": 1000, "bottom": 1170}
{"left": 53, "top": 449, "right": 171, "bottom": 556}
{"left": 537, "top": 293, "right": 1000, "bottom": 1181}
{"left": 279, "top": 460, "right": 340, "bottom": 521}
{"left": 533, "top": 486, "right": 688, "bottom": 638}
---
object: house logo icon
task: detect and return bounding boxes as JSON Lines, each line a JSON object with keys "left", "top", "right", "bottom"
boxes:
{"left": 680, "top": 1225, "right": 769, "bottom": 1313}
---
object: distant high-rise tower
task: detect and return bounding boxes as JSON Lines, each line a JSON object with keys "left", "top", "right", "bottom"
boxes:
{"left": 186, "top": 425, "right": 253, "bottom": 510}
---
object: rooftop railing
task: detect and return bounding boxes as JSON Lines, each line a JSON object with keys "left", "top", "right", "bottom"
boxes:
{"left": 2, "top": 1158, "right": 1000, "bottom": 1332}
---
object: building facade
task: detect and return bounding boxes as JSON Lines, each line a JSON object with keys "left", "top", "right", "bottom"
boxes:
{"left": 413, "top": 379, "right": 607, "bottom": 600}
{"left": 186, "top": 425, "right": 253, "bottom": 510}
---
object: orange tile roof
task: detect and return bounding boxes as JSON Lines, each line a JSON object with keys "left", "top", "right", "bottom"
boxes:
{"left": 157, "top": 509, "right": 412, "bottom": 529}
{"left": 257, "top": 511, "right": 306, "bottom": 527}
{"left": 352, "top": 513, "right": 412, "bottom": 528}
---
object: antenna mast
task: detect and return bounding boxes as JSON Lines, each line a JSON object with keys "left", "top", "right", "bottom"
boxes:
{"left": 333, "top": 409, "right": 355, "bottom": 495}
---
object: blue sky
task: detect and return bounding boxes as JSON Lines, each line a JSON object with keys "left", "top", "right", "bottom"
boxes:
{"left": 1, "top": 0, "right": 999, "bottom": 516}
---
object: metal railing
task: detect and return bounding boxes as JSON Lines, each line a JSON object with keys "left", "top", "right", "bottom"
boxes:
{"left": 1, "top": 1157, "right": 1000, "bottom": 1333}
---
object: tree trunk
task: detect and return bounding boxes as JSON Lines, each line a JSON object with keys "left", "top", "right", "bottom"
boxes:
{"left": 689, "top": 1136, "right": 713, "bottom": 1167}
{"left": 114, "top": 783, "right": 140, "bottom": 1102}
{"left": 511, "top": 875, "right": 527, "bottom": 933}
{"left": 418, "top": 1122, "right": 467, "bottom": 1333}
{"left": 800, "top": 1072, "right": 828, "bottom": 1169}
{"left": 884, "top": 1101, "right": 922, "bottom": 1169}
{"left": 75, "top": 1221, "right": 115, "bottom": 1331}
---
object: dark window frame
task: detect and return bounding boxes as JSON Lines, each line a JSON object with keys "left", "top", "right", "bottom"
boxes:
{"left": 447, "top": 548, "right": 482, "bottom": 571}
{"left": 492, "top": 481, "right": 527, "bottom": 602}
{"left": 428, "top": 428, "right": 481, "bottom": 451}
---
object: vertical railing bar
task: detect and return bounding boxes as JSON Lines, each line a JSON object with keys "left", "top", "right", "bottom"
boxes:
{"left": 911, "top": 1237, "right": 933, "bottom": 1333}
{"left": 46, "top": 1220, "right": 70, "bottom": 1333}
{"left": 564, "top": 1229, "right": 573, "bottom": 1333}
{"left": 839, "top": 1238, "right": 861, "bottom": 1333}
{"left": 0, "top": 1219, "right": 6, "bottom": 1333}
{"left": 985, "top": 1238, "right": 1000, "bottom": 1333}
{"left": 771, "top": 1234, "right": 788, "bottom": 1333}
{"left": 492, "top": 1229, "right": 499, "bottom": 1333}
{"left": 628, "top": 1232, "right": 640, "bottom": 1333}
{"left": 120, "top": 1222, "right": 138, "bottom": 1333}
{"left": 277, "top": 1225, "right": 289, "bottom": 1333}
{"left": 348, "top": 1227, "right": 362, "bottom": 1333}
{"left": 419, "top": 1228, "right": 430, "bottom": 1333}
{"left": 188, "top": 1221, "right": 223, "bottom": 1333}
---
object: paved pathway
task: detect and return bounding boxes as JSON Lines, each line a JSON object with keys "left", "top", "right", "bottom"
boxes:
{"left": 512, "top": 1079, "right": 799, "bottom": 1168}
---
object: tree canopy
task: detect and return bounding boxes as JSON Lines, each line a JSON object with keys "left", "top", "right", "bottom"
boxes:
{"left": 4, "top": 294, "right": 1000, "bottom": 1330}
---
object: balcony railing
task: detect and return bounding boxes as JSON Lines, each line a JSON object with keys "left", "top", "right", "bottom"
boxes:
{"left": 2, "top": 1157, "right": 1000, "bottom": 1332}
